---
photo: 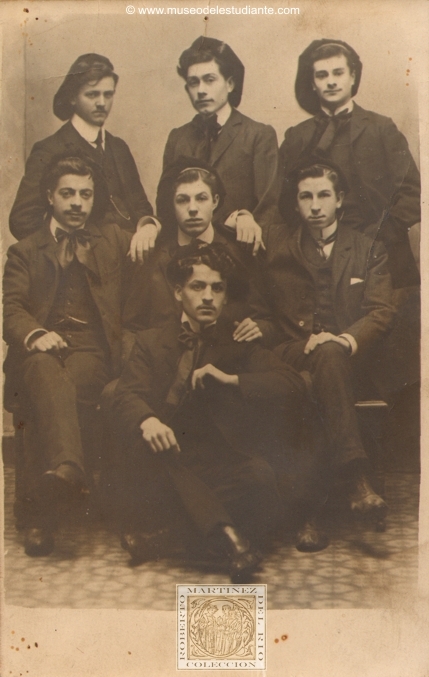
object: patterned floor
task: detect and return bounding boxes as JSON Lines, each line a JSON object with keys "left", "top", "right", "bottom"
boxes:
{"left": 3, "top": 467, "right": 419, "bottom": 610}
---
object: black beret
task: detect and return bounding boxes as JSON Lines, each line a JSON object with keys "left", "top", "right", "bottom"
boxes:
{"left": 53, "top": 53, "right": 117, "bottom": 121}
{"left": 295, "top": 39, "right": 363, "bottom": 115}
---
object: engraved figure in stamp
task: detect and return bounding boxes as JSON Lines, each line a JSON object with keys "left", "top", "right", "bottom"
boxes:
{"left": 189, "top": 597, "right": 254, "bottom": 660}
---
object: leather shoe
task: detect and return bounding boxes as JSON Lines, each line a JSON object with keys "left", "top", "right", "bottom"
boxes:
{"left": 121, "top": 528, "right": 170, "bottom": 562}
{"left": 43, "top": 463, "right": 89, "bottom": 502}
{"left": 24, "top": 528, "right": 54, "bottom": 557}
{"left": 348, "top": 474, "right": 388, "bottom": 521}
{"left": 296, "top": 519, "right": 329, "bottom": 552}
{"left": 220, "top": 525, "right": 262, "bottom": 583}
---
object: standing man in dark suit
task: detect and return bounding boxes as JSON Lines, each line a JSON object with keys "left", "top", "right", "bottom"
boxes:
{"left": 156, "top": 37, "right": 282, "bottom": 250}
{"left": 3, "top": 155, "right": 133, "bottom": 557}
{"left": 252, "top": 161, "right": 396, "bottom": 529}
{"left": 114, "top": 242, "right": 306, "bottom": 581}
{"left": 279, "top": 39, "right": 421, "bottom": 288}
{"left": 9, "top": 53, "right": 160, "bottom": 261}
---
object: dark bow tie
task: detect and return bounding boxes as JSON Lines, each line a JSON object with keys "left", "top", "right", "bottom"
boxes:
{"left": 178, "top": 322, "right": 216, "bottom": 349}
{"left": 314, "top": 230, "right": 337, "bottom": 259}
{"left": 315, "top": 109, "right": 352, "bottom": 154}
{"left": 55, "top": 227, "right": 92, "bottom": 269}
{"left": 195, "top": 113, "right": 222, "bottom": 140}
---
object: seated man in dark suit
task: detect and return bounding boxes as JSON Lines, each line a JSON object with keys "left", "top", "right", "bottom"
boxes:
{"left": 156, "top": 37, "right": 282, "bottom": 251}
{"left": 9, "top": 53, "right": 159, "bottom": 262}
{"left": 3, "top": 155, "right": 134, "bottom": 557}
{"left": 124, "top": 156, "right": 264, "bottom": 343}
{"left": 279, "top": 39, "right": 420, "bottom": 289}
{"left": 114, "top": 242, "right": 307, "bottom": 582}
{"left": 252, "top": 160, "right": 397, "bottom": 530}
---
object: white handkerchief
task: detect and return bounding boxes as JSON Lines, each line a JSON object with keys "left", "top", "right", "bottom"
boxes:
{"left": 350, "top": 277, "right": 364, "bottom": 285}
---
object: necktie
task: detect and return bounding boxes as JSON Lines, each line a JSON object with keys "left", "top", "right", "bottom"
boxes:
{"left": 196, "top": 114, "right": 222, "bottom": 161}
{"left": 315, "top": 110, "right": 352, "bottom": 154}
{"left": 166, "top": 323, "right": 216, "bottom": 407}
{"left": 55, "top": 228, "right": 92, "bottom": 269}
{"left": 94, "top": 129, "right": 104, "bottom": 162}
{"left": 315, "top": 230, "right": 337, "bottom": 259}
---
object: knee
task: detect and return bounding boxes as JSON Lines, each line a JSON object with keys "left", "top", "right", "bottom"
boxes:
{"left": 21, "top": 352, "right": 61, "bottom": 381}
{"left": 313, "top": 341, "right": 350, "bottom": 369}
{"left": 100, "top": 379, "right": 119, "bottom": 414}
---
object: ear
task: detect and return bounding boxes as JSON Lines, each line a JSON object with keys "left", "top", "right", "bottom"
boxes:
{"left": 226, "top": 77, "right": 235, "bottom": 94}
{"left": 47, "top": 190, "right": 53, "bottom": 206}
{"left": 174, "top": 285, "right": 183, "bottom": 303}
{"left": 336, "top": 191, "right": 345, "bottom": 209}
{"left": 212, "top": 193, "right": 220, "bottom": 210}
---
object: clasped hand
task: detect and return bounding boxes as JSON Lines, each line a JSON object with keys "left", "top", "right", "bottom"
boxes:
{"left": 304, "top": 332, "right": 350, "bottom": 355}
{"left": 30, "top": 331, "right": 68, "bottom": 353}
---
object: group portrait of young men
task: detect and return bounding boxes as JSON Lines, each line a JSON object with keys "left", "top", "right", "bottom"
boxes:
{"left": 3, "top": 36, "right": 420, "bottom": 584}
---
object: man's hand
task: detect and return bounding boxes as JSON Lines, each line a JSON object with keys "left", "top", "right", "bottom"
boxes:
{"left": 191, "top": 364, "right": 239, "bottom": 390}
{"left": 30, "top": 331, "right": 68, "bottom": 353}
{"left": 140, "top": 416, "right": 181, "bottom": 454}
{"left": 233, "top": 318, "right": 262, "bottom": 343}
{"left": 235, "top": 212, "right": 265, "bottom": 256}
{"left": 129, "top": 222, "right": 158, "bottom": 264}
{"left": 304, "top": 332, "right": 351, "bottom": 355}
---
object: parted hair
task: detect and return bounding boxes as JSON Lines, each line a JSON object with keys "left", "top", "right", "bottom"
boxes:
{"left": 177, "top": 36, "right": 244, "bottom": 108}
{"left": 293, "top": 162, "right": 348, "bottom": 197}
{"left": 53, "top": 53, "right": 118, "bottom": 121}
{"left": 166, "top": 241, "right": 249, "bottom": 302}
{"left": 40, "top": 153, "right": 109, "bottom": 221}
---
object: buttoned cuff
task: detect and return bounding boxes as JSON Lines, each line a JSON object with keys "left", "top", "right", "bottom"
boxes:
{"left": 137, "top": 216, "right": 162, "bottom": 233}
{"left": 24, "top": 328, "right": 48, "bottom": 351}
{"left": 339, "top": 333, "right": 358, "bottom": 356}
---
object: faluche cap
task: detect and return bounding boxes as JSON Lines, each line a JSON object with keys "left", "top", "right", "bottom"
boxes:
{"left": 53, "top": 53, "right": 117, "bottom": 121}
{"left": 295, "top": 39, "right": 363, "bottom": 115}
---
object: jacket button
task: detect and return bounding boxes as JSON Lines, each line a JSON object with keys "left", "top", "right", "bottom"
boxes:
{"left": 299, "top": 320, "right": 305, "bottom": 327}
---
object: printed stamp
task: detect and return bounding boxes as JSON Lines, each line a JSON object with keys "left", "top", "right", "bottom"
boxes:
{"left": 177, "top": 585, "right": 266, "bottom": 670}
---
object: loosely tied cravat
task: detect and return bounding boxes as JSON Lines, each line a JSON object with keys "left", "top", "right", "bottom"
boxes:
{"left": 55, "top": 228, "right": 92, "bottom": 269}
{"left": 195, "top": 114, "right": 222, "bottom": 161}
{"left": 166, "top": 323, "right": 216, "bottom": 407}
{"left": 315, "top": 110, "right": 352, "bottom": 154}
{"left": 315, "top": 230, "right": 337, "bottom": 260}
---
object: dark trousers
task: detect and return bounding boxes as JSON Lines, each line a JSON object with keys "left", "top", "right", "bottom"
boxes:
{"left": 276, "top": 340, "right": 367, "bottom": 470}
{"left": 14, "top": 329, "right": 110, "bottom": 528}
{"left": 122, "top": 436, "right": 281, "bottom": 545}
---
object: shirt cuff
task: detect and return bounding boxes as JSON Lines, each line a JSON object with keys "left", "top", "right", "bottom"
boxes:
{"left": 137, "top": 216, "right": 162, "bottom": 233}
{"left": 339, "top": 333, "right": 358, "bottom": 356}
{"left": 24, "top": 328, "right": 48, "bottom": 351}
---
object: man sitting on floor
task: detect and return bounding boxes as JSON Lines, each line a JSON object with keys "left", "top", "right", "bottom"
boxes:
{"left": 3, "top": 155, "right": 134, "bottom": 557}
{"left": 251, "top": 160, "right": 397, "bottom": 534}
{"left": 113, "top": 242, "right": 306, "bottom": 582}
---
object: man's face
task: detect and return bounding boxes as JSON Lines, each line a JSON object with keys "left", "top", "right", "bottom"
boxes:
{"left": 312, "top": 54, "right": 355, "bottom": 110}
{"left": 174, "top": 179, "right": 219, "bottom": 238}
{"left": 174, "top": 264, "right": 227, "bottom": 327}
{"left": 47, "top": 173, "right": 94, "bottom": 230}
{"left": 71, "top": 76, "right": 116, "bottom": 126}
{"left": 296, "top": 174, "right": 343, "bottom": 231}
{"left": 185, "top": 60, "right": 234, "bottom": 116}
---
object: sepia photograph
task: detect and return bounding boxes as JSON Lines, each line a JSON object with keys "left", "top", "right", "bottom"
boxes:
{"left": 1, "top": 0, "right": 428, "bottom": 674}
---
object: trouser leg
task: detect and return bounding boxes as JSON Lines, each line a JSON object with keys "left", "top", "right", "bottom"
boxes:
{"left": 277, "top": 340, "right": 367, "bottom": 470}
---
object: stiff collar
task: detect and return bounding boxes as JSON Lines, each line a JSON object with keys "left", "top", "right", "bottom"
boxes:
{"left": 177, "top": 223, "right": 214, "bottom": 246}
{"left": 71, "top": 114, "right": 105, "bottom": 147}
{"left": 181, "top": 311, "right": 216, "bottom": 334}
{"left": 308, "top": 219, "right": 338, "bottom": 242}
{"left": 321, "top": 100, "right": 354, "bottom": 117}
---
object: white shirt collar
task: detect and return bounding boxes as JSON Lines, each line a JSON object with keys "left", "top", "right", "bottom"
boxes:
{"left": 321, "top": 99, "right": 354, "bottom": 117}
{"left": 50, "top": 216, "right": 86, "bottom": 240}
{"left": 181, "top": 311, "right": 216, "bottom": 334}
{"left": 71, "top": 113, "right": 105, "bottom": 147}
{"left": 215, "top": 102, "right": 232, "bottom": 127}
{"left": 177, "top": 223, "right": 214, "bottom": 246}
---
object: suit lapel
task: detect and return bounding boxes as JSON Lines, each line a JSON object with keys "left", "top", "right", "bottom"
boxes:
{"left": 350, "top": 103, "right": 369, "bottom": 145}
{"left": 59, "top": 121, "right": 102, "bottom": 167}
{"left": 210, "top": 108, "right": 242, "bottom": 165}
{"left": 37, "top": 224, "right": 62, "bottom": 311}
{"left": 331, "top": 226, "right": 353, "bottom": 289}
{"left": 160, "top": 321, "right": 184, "bottom": 372}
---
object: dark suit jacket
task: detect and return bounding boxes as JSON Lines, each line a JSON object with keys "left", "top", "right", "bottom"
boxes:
{"left": 3, "top": 221, "right": 132, "bottom": 390}
{"left": 113, "top": 319, "right": 306, "bottom": 457}
{"left": 158, "top": 108, "right": 282, "bottom": 235}
{"left": 279, "top": 104, "right": 421, "bottom": 287}
{"left": 9, "top": 121, "right": 153, "bottom": 240}
{"left": 251, "top": 223, "right": 396, "bottom": 354}
{"left": 123, "top": 229, "right": 264, "bottom": 342}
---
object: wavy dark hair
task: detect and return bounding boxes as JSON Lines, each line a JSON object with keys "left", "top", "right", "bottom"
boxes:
{"left": 166, "top": 241, "right": 249, "bottom": 302}
{"left": 177, "top": 36, "right": 244, "bottom": 108}
{"left": 40, "top": 153, "right": 110, "bottom": 222}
